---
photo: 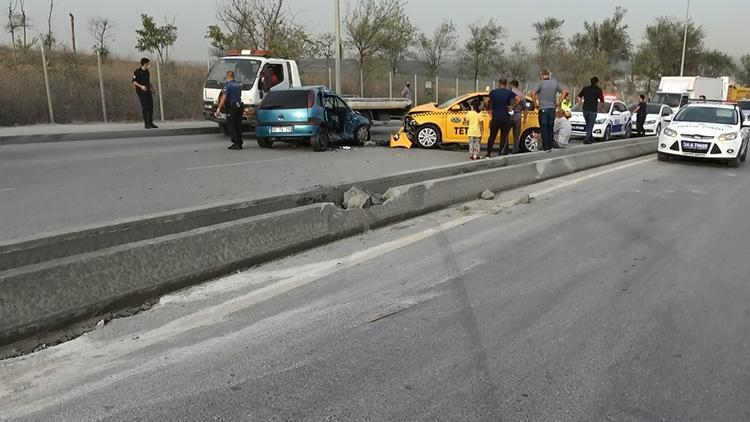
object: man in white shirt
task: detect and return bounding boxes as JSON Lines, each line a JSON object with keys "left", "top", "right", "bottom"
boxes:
{"left": 554, "top": 110, "right": 573, "bottom": 148}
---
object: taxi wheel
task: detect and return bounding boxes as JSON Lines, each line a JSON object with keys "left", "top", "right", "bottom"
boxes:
{"left": 353, "top": 124, "right": 370, "bottom": 146}
{"left": 416, "top": 125, "right": 441, "bottom": 149}
{"left": 519, "top": 129, "right": 539, "bottom": 153}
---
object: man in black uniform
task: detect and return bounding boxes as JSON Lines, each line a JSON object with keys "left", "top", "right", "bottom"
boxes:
{"left": 215, "top": 69, "right": 244, "bottom": 150}
{"left": 132, "top": 58, "right": 158, "bottom": 129}
{"left": 634, "top": 94, "right": 648, "bottom": 137}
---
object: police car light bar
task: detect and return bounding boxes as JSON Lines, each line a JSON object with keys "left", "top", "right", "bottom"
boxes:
{"left": 226, "top": 49, "right": 273, "bottom": 57}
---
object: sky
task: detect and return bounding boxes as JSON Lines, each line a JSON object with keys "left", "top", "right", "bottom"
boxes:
{"left": 5, "top": 0, "right": 748, "bottom": 62}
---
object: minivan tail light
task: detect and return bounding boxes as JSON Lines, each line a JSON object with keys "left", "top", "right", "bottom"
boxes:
{"left": 307, "top": 90, "right": 315, "bottom": 108}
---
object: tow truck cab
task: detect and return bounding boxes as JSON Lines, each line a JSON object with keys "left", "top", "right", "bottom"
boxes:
{"left": 202, "top": 50, "right": 302, "bottom": 133}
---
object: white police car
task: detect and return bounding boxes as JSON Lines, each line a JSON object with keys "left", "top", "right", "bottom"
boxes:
{"left": 657, "top": 102, "right": 750, "bottom": 167}
{"left": 570, "top": 98, "right": 632, "bottom": 141}
{"left": 628, "top": 103, "right": 673, "bottom": 136}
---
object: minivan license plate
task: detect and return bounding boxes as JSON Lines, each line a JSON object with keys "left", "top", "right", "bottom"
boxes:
{"left": 271, "top": 126, "right": 293, "bottom": 133}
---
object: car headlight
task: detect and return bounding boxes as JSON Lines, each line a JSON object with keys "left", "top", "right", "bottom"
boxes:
{"left": 718, "top": 132, "right": 739, "bottom": 141}
{"left": 595, "top": 118, "right": 606, "bottom": 124}
{"left": 662, "top": 127, "right": 678, "bottom": 137}
{"left": 645, "top": 120, "right": 656, "bottom": 125}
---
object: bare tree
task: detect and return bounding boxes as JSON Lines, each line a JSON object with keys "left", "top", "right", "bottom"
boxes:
{"left": 415, "top": 19, "right": 457, "bottom": 80}
{"left": 5, "top": 0, "right": 21, "bottom": 60}
{"left": 210, "top": 0, "right": 311, "bottom": 60}
{"left": 89, "top": 16, "right": 114, "bottom": 58}
{"left": 344, "top": 0, "right": 404, "bottom": 80}
{"left": 43, "top": 0, "right": 54, "bottom": 49}
{"left": 17, "top": 0, "right": 30, "bottom": 50}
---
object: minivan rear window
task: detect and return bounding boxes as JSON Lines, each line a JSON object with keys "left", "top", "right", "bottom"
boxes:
{"left": 259, "top": 90, "right": 310, "bottom": 110}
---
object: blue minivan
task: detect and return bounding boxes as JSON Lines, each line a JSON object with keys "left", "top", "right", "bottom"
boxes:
{"left": 256, "top": 86, "right": 371, "bottom": 151}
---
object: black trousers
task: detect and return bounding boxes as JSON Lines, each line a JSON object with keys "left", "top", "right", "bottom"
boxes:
{"left": 487, "top": 116, "right": 511, "bottom": 156}
{"left": 636, "top": 116, "right": 646, "bottom": 136}
{"left": 227, "top": 105, "right": 243, "bottom": 146}
{"left": 137, "top": 91, "right": 154, "bottom": 127}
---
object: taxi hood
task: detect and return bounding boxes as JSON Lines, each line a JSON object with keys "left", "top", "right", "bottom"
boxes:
{"left": 407, "top": 102, "right": 440, "bottom": 115}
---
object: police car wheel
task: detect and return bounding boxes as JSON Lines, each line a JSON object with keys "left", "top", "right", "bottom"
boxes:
{"left": 727, "top": 154, "right": 741, "bottom": 168}
{"left": 657, "top": 152, "right": 670, "bottom": 162}
{"left": 416, "top": 125, "right": 441, "bottom": 149}
{"left": 624, "top": 123, "right": 632, "bottom": 138}
{"left": 257, "top": 137, "right": 273, "bottom": 148}
{"left": 656, "top": 124, "right": 662, "bottom": 136}
{"left": 603, "top": 125, "right": 612, "bottom": 141}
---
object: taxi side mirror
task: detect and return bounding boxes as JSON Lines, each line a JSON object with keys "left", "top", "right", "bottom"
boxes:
{"left": 449, "top": 105, "right": 461, "bottom": 112}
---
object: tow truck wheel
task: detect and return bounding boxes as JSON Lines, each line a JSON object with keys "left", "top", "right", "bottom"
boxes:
{"left": 219, "top": 123, "right": 229, "bottom": 136}
{"left": 519, "top": 129, "right": 539, "bottom": 153}
{"left": 257, "top": 137, "right": 273, "bottom": 148}
{"left": 353, "top": 124, "right": 370, "bottom": 146}
{"left": 416, "top": 124, "right": 441, "bottom": 149}
{"left": 311, "top": 126, "right": 330, "bottom": 152}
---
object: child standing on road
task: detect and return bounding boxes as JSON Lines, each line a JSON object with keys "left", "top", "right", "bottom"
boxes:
{"left": 467, "top": 98, "right": 484, "bottom": 160}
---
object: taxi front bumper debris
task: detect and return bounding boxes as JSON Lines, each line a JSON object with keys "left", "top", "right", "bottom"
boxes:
{"left": 390, "top": 129, "right": 413, "bottom": 149}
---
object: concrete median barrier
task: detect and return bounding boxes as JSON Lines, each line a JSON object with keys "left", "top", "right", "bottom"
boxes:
{"left": 0, "top": 137, "right": 656, "bottom": 356}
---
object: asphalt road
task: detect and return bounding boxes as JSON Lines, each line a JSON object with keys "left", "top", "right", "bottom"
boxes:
{"left": 2, "top": 155, "right": 749, "bottom": 421}
{"left": 0, "top": 123, "right": 469, "bottom": 241}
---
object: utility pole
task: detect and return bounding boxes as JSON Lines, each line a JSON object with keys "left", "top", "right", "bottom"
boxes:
{"left": 679, "top": 0, "right": 690, "bottom": 76}
{"left": 69, "top": 13, "right": 76, "bottom": 53}
{"left": 334, "top": 0, "right": 342, "bottom": 95}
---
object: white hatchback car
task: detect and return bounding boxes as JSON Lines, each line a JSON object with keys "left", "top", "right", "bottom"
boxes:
{"left": 570, "top": 100, "right": 632, "bottom": 141}
{"left": 657, "top": 102, "right": 750, "bottom": 167}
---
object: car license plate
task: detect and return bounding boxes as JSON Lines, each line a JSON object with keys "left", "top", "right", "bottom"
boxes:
{"left": 681, "top": 141, "right": 709, "bottom": 153}
{"left": 271, "top": 126, "right": 293, "bottom": 133}
{"left": 572, "top": 125, "right": 585, "bottom": 131}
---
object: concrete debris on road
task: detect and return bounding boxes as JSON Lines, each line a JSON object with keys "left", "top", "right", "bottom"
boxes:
{"left": 343, "top": 186, "right": 374, "bottom": 209}
{"left": 481, "top": 190, "right": 496, "bottom": 200}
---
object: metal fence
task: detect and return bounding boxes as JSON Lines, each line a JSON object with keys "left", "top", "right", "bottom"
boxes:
{"left": 0, "top": 46, "right": 536, "bottom": 127}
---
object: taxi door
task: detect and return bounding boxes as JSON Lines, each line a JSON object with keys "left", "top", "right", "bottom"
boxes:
{"left": 445, "top": 94, "right": 488, "bottom": 144}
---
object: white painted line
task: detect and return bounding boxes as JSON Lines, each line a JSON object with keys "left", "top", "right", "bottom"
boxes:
{"left": 184, "top": 157, "right": 293, "bottom": 171}
{"left": 0, "top": 188, "right": 16, "bottom": 193}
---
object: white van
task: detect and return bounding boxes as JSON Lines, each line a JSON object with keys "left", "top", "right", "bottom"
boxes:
{"left": 202, "top": 50, "right": 302, "bottom": 133}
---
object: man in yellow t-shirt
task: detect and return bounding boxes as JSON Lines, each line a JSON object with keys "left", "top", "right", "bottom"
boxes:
{"left": 467, "top": 98, "right": 484, "bottom": 160}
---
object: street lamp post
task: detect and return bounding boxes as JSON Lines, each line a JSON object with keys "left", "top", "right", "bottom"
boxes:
{"left": 334, "top": 0, "right": 342, "bottom": 94}
{"left": 679, "top": 0, "right": 691, "bottom": 77}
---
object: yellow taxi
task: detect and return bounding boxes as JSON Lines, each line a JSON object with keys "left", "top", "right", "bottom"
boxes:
{"left": 391, "top": 92, "right": 541, "bottom": 152}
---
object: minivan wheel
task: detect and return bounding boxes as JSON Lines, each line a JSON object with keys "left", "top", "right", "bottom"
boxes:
{"left": 354, "top": 124, "right": 370, "bottom": 146}
{"left": 311, "top": 127, "right": 330, "bottom": 151}
{"left": 257, "top": 137, "right": 273, "bottom": 148}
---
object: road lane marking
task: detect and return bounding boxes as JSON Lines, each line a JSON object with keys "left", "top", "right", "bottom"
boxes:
{"left": 0, "top": 188, "right": 16, "bottom": 193}
{"left": 184, "top": 157, "right": 294, "bottom": 171}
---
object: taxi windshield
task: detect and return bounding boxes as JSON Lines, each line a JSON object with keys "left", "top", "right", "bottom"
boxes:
{"left": 674, "top": 106, "right": 738, "bottom": 125}
{"left": 438, "top": 95, "right": 469, "bottom": 109}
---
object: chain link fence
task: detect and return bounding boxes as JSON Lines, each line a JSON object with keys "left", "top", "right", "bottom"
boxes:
{"left": 1, "top": 46, "right": 537, "bottom": 127}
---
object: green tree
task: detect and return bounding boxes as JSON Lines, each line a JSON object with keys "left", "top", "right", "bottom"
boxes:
{"left": 311, "top": 32, "right": 336, "bottom": 69}
{"left": 632, "top": 45, "right": 661, "bottom": 95}
{"left": 344, "top": 0, "right": 406, "bottom": 82}
{"left": 569, "top": 7, "right": 631, "bottom": 82}
{"left": 641, "top": 17, "right": 704, "bottom": 76}
{"left": 532, "top": 17, "right": 564, "bottom": 70}
{"left": 89, "top": 16, "right": 114, "bottom": 59}
{"left": 415, "top": 19, "right": 457, "bottom": 80}
{"left": 460, "top": 19, "right": 504, "bottom": 82}
{"left": 697, "top": 49, "right": 735, "bottom": 77}
{"left": 380, "top": 15, "right": 416, "bottom": 75}
{"left": 135, "top": 14, "right": 178, "bottom": 65}
{"left": 737, "top": 55, "right": 750, "bottom": 86}
{"left": 205, "top": 25, "right": 228, "bottom": 57}
{"left": 504, "top": 41, "right": 532, "bottom": 84}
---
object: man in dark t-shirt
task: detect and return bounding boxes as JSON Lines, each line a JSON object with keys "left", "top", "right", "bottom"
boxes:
{"left": 132, "top": 58, "right": 157, "bottom": 129}
{"left": 577, "top": 77, "right": 604, "bottom": 144}
{"left": 486, "top": 78, "right": 521, "bottom": 157}
{"left": 634, "top": 94, "right": 648, "bottom": 137}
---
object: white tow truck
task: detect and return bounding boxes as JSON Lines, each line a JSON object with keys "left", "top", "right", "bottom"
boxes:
{"left": 202, "top": 50, "right": 411, "bottom": 134}
{"left": 653, "top": 76, "right": 726, "bottom": 114}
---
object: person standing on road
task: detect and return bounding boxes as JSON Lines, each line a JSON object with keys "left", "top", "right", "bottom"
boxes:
{"left": 132, "top": 58, "right": 158, "bottom": 129}
{"left": 401, "top": 81, "right": 414, "bottom": 105}
{"left": 533, "top": 69, "right": 568, "bottom": 152}
{"left": 216, "top": 70, "right": 244, "bottom": 150}
{"left": 577, "top": 76, "right": 604, "bottom": 144}
{"left": 634, "top": 94, "right": 648, "bottom": 137}
{"left": 486, "top": 78, "right": 521, "bottom": 158}
{"left": 509, "top": 80, "right": 526, "bottom": 154}
{"left": 467, "top": 98, "right": 484, "bottom": 160}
